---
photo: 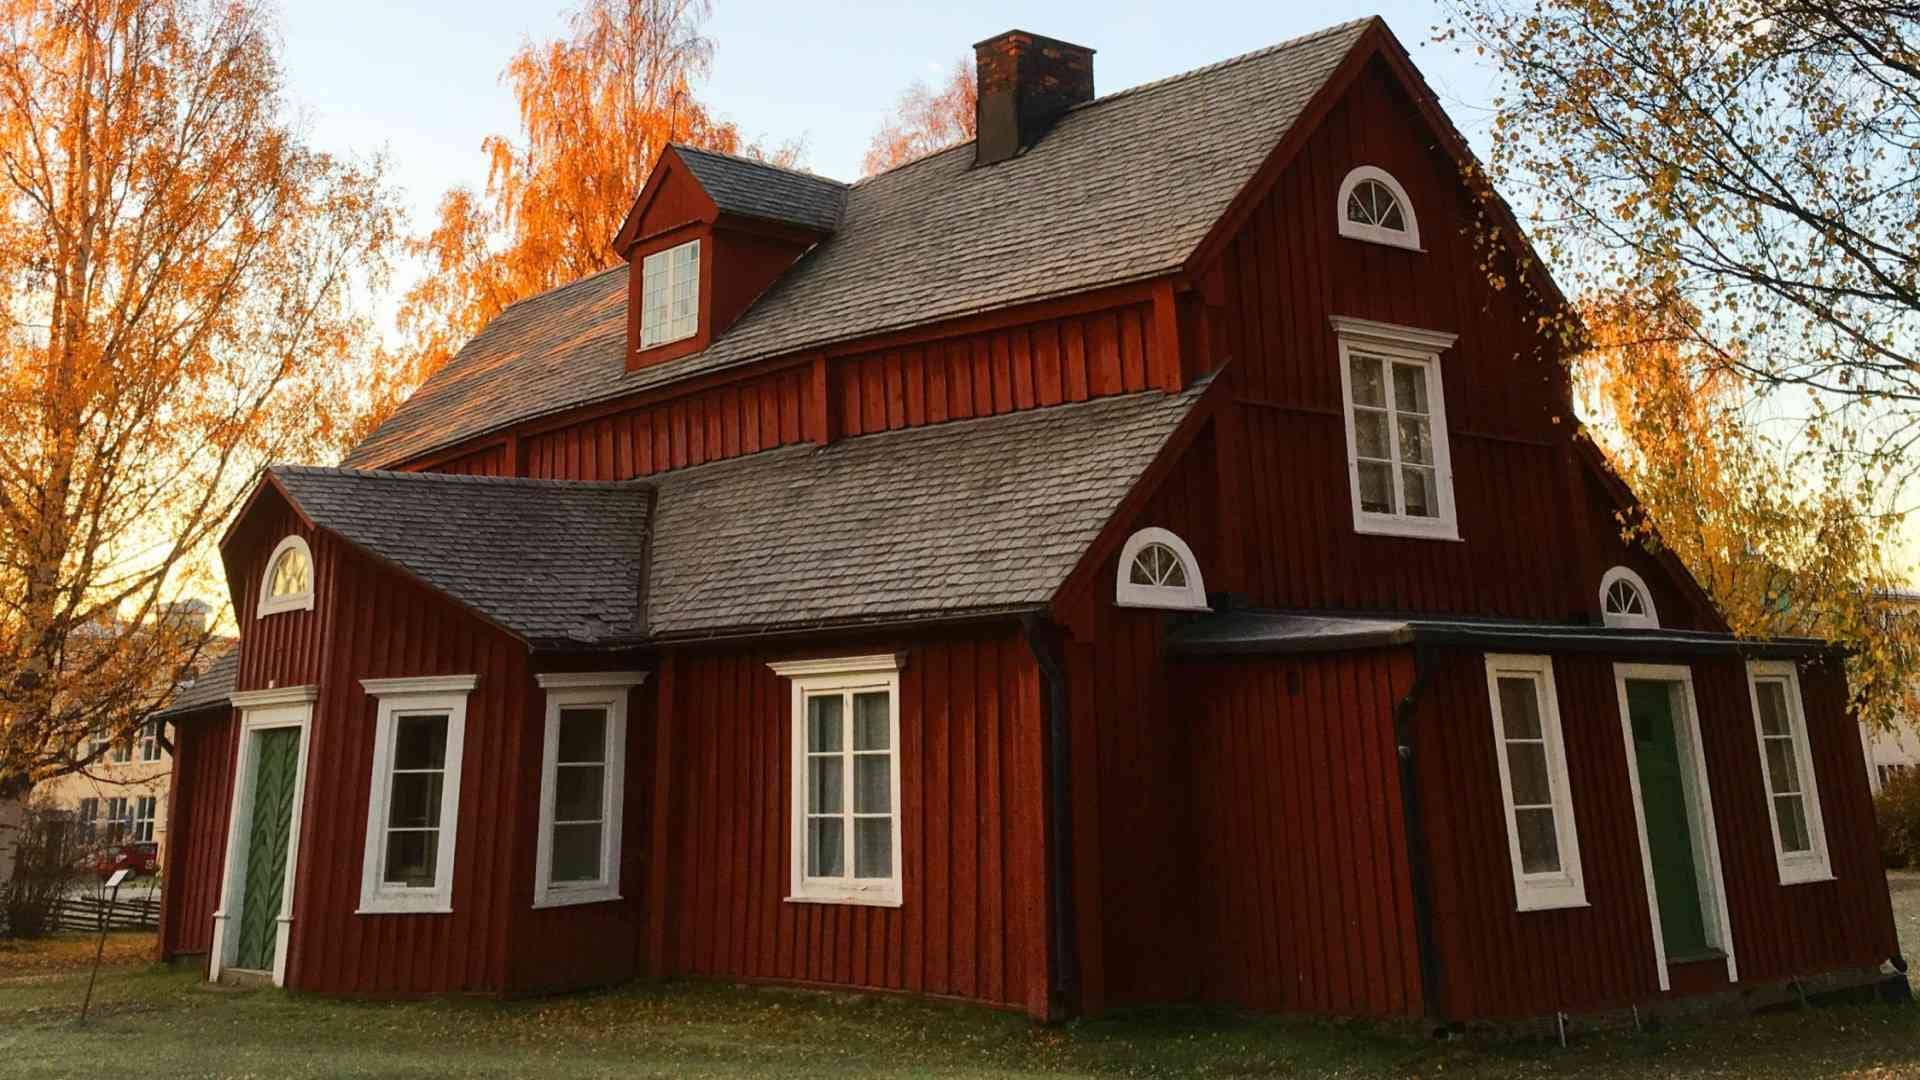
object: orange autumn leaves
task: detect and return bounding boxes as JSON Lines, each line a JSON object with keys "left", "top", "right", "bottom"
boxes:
{"left": 861, "top": 59, "right": 976, "bottom": 177}
{"left": 0, "top": 0, "right": 399, "bottom": 790}
{"left": 366, "top": 0, "right": 799, "bottom": 436}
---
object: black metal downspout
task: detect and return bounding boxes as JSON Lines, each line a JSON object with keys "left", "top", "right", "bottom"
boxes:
{"left": 1024, "top": 613, "right": 1080, "bottom": 1020}
{"left": 1394, "top": 642, "right": 1445, "bottom": 1027}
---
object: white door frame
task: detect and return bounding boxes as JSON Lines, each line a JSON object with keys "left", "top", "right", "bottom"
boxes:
{"left": 1613, "top": 663, "right": 1737, "bottom": 991}
{"left": 210, "top": 685, "right": 317, "bottom": 987}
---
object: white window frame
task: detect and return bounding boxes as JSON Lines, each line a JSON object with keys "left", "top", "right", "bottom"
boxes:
{"left": 1614, "top": 662, "right": 1737, "bottom": 990}
{"left": 132, "top": 795, "right": 157, "bottom": 843}
{"left": 104, "top": 796, "right": 130, "bottom": 841}
{"left": 138, "top": 720, "right": 162, "bottom": 762}
{"left": 1484, "top": 653, "right": 1588, "bottom": 911}
{"left": 1600, "top": 566, "right": 1661, "bottom": 629}
{"left": 768, "top": 654, "right": 905, "bottom": 908}
{"left": 1747, "top": 660, "right": 1833, "bottom": 885}
{"left": 77, "top": 797, "right": 99, "bottom": 845}
{"left": 639, "top": 238, "right": 701, "bottom": 350}
{"left": 1332, "top": 316, "right": 1461, "bottom": 541}
{"left": 257, "top": 535, "right": 315, "bottom": 617}
{"left": 532, "top": 671, "right": 647, "bottom": 909}
{"left": 1337, "top": 165, "right": 1422, "bottom": 251}
{"left": 1114, "top": 527, "right": 1210, "bottom": 611}
{"left": 356, "top": 675, "right": 476, "bottom": 915}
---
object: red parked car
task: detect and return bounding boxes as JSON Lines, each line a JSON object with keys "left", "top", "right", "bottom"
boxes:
{"left": 91, "top": 842, "right": 158, "bottom": 878}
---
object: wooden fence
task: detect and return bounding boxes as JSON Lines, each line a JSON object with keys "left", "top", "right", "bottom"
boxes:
{"left": 48, "top": 893, "right": 161, "bottom": 933}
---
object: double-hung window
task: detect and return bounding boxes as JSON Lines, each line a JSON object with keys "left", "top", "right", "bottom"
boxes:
{"left": 1332, "top": 316, "right": 1460, "bottom": 541}
{"left": 77, "top": 798, "right": 99, "bottom": 845}
{"left": 1485, "top": 653, "right": 1588, "bottom": 910}
{"left": 133, "top": 795, "right": 157, "bottom": 843}
{"left": 138, "top": 721, "right": 162, "bottom": 763}
{"left": 1747, "top": 661, "right": 1832, "bottom": 884}
{"left": 640, "top": 239, "right": 700, "bottom": 349}
{"left": 768, "top": 654, "right": 904, "bottom": 907}
{"left": 357, "top": 675, "right": 476, "bottom": 914}
{"left": 532, "top": 672, "right": 646, "bottom": 908}
{"left": 103, "top": 796, "right": 130, "bottom": 842}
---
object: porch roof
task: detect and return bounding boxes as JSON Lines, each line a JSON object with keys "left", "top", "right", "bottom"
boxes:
{"left": 1166, "top": 609, "right": 1837, "bottom": 661}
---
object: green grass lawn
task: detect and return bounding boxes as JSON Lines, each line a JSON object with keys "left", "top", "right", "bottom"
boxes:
{"left": 3, "top": 933, "right": 1920, "bottom": 1078}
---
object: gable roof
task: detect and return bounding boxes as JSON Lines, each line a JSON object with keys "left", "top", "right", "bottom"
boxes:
{"left": 154, "top": 648, "right": 238, "bottom": 720}
{"left": 646, "top": 380, "right": 1208, "bottom": 638}
{"left": 672, "top": 145, "right": 847, "bottom": 233}
{"left": 270, "top": 384, "right": 1207, "bottom": 649}
{"left": 269, "top": 467, "right": 654, "bottom": 649}
{"left": 343, "top": 18, "right": 1372, "bottom": 470}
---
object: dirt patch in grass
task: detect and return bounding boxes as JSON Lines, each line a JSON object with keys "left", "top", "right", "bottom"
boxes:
{"left": 0, "top": 931, "right": 157, "bottom": 980}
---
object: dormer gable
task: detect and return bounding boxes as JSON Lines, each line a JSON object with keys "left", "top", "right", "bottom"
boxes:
{"left": 613, "top": 145, "right": 845, "bottom": 371}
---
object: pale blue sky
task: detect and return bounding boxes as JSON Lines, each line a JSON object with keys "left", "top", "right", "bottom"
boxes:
{"left": 277, "top": 1, "right": 1493, "bottom": 228}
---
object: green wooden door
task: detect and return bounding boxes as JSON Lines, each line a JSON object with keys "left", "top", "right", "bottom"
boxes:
{"left": 1626, "top": 680, "right": 1711, "bottom": 960}
{"left": 234, "top": 727, "right": 300, "bottom": 972}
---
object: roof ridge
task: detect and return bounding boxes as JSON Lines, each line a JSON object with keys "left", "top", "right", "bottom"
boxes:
{"left": 849, "top": 17, "right": 1377, "bottom": 188}
{"left": 670, "top": 142, "right": 851, "bottom": 187}
{"left": 1069, "top": 16, "right": 1376, "bottom": 113}
{"left": 273, "top": 464, "right": 650, "bottom": 493}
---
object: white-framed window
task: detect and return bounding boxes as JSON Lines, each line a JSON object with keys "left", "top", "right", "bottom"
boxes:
{"left": 1332, "top": 316, "right": 1460, "bottom": 540}
{"left": 86, "top": 728, "right": 108, "bottom": 761}
{"left": 77, "top": 797, "right": 99, "bottom": 845}
{"left": 109, "top": 738, "right": 131, "bottom": 764}
{"left": 1337, "top": 165, "right": 1421, "bottom": 250}
{"left": 357, "top": 675, "right": 476, "bottom": 914}
{"left": 767, "top": 654, "right": 905, "bottom": 907}
{"left": 133, "top": 795, "right": 157, "bottom": 843}
{"left": 138, "top": 720, "right": 162, "bottom": 763}
{"left": 1747, "top": 661, "right": 1833, "bottom": 884}
{"left": 640, "top": 238, "right": 700, "bottom": 349}
{"left": 104, "top": 796, "right": 130, "bottom": 842}
{"left": 1114, "top": 527, "right": 1210, "bottom": 611}
{"left": 532, "top": 672, "right": 647, "bottom": 909}
{"left": 257, "top": 535, "right": 315, "bottom": 617}
{"left": 1485, "top": 653, "right": 1588, "bottom": 910}
{"left": 1600, "top": 566, "right": 1660, "bottom": 629}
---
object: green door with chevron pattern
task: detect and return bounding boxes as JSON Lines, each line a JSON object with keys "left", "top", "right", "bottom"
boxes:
{"left": 234, "top": 727, "right": 301, "bottom": 972}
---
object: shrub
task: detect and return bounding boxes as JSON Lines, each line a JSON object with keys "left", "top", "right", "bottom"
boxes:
{"left": 1875, "top": 769, "right": 1920, "bottom": 871}
{"left": 1, "top": 803, "right": 86, "bottom": 938}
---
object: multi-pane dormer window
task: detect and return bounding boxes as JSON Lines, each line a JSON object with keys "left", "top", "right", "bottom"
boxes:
{"left": 1600, "top": 566, "right": 1660, "bottom": 629}
{"left": 640, "top": 239, "right": 700, "bottom": 349}
{"left": 258, "top": 535, "right": 314, "bottom": 617}
{"left": 1337, "top": 166, "right": 1421, "bottom": 250}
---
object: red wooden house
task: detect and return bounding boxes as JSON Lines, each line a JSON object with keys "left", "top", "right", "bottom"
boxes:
{"left": 157, "top": 18, "right": 1905, "bottom": 1023}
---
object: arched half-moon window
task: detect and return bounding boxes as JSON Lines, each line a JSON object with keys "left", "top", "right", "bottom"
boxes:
{"left": 1337, "top": 165, "right": 1421, "bottom": 251}
{"left": 257, "top": 535, "right": 315, "bottom": 617}
{"left": 1599, "top": 566, "right": 1659, "bottom": 629}
{"left": 1115, "top": 528, "right": 1209, "bottom": 611}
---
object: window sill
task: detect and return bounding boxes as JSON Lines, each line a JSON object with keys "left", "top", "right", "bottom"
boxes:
{"left": 1353, "top": 516, "right": 1462, "bottom": 543}
{"left": 786, "top": 891, "right": 903, "bottom": 909}
{"left": 532, "top": 890, "right": 623, "bottom": 910}
{"left": 1514, "top": 897, "right": 1591, "bottom": 913}
{"left": 1778, "top": 869, "right": 1836, "bottom": 887}
{"left": 355, "top": 900, "right": 453, "bottom": 916}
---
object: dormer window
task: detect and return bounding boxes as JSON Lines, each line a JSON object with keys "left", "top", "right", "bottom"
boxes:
{"left": 1115, "top": 528, "right": 1209, "bottom": 611}
{"left": 1600, "top": 566, "right": 1659, "bottom": 629}
{"left": 1337, "top": 166, "right": 1420, "bottom": 251}
{"left": 1332, "top": 316, "right": 1459, "bottom": 540}
{"left": 640, "top": 239, "right": 700, "bottom": 349}
{"left": 257, "top": 535, "right": 314, "bottom": 617}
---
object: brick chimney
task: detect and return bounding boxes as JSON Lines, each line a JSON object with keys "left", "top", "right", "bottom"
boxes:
{"left": 973, "top": 30, "right": 1095, "bottom": 167}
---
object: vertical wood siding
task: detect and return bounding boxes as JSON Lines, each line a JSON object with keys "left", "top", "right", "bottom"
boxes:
{"left": 282, "top": 546, "right": 537, "bottom": 995}
{"left": 1054, "top": 431, "right": 1219, "bottom": 1012}
{"left": 157, "top": 709, "right": 238, "bottom": 959}
{"left": 521, "top": 364, "right": 811, "bottom": 480}
{"left": 1418, "top": 649, "right": 1896, "bottom": 1019}
{"left": 651, "top": 632, "right": 1052, "bottom": 1017}
{"left": 230, "top": 505, "right": 333, "bottom": 693}
{"left": 1204, "top": 57, "right": 1709, "bottom": 626}
{"left": 1182, "top": 649, "right": 1423, "bottom": 1017}
{"left": 832, "top": 303, "right": 1158, "bottom": 438}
